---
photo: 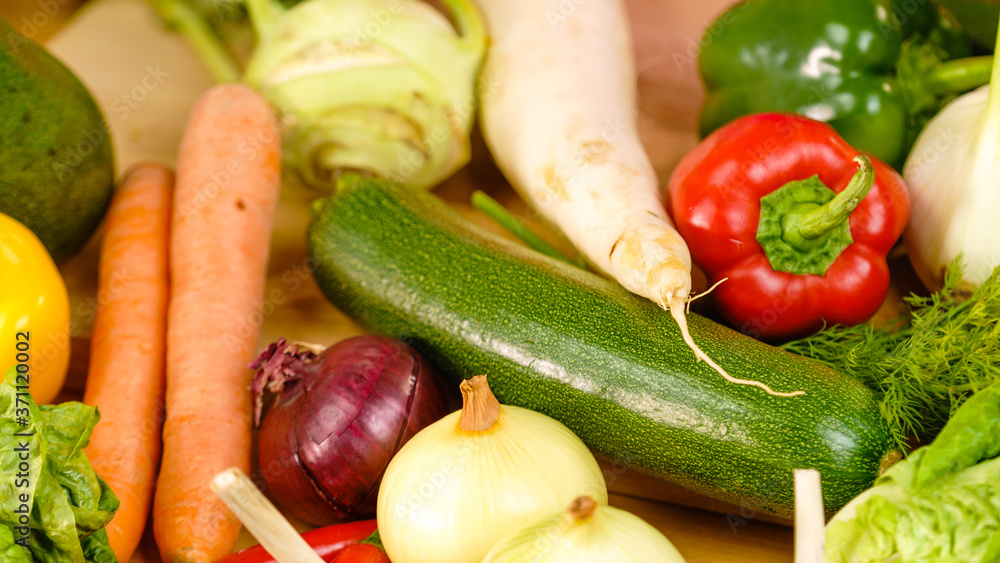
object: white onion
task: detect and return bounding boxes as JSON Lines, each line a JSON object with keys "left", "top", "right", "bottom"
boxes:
{"left": 376, "top": 375, "right": 608, "bottom": 563}
{"left": 902, "top": 23, "right": 1000, "bottom": 292}
{"left": 482, "top": 496, "right": 687, "bottom": 563}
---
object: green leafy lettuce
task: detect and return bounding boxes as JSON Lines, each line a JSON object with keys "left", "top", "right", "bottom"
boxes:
{"left": 0, "top": 369, "right": 119, "bottom": 562}
{"left": 825, "top": 382, "right": 1000, "bottom": 562}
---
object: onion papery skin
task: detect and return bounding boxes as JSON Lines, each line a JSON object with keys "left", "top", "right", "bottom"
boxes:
{"left": 903, "top": 85, "right": 1000, "bottom": 291}
{"left": 254, "top": 336, "right": 450, "bottom": 526}
{"left": 482, "top": 501, "right": 687, "bottom": 563}
{"left": 376, "top": 404, "right": 609, "bottom": 563}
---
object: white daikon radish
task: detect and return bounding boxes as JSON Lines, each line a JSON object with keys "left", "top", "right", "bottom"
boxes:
{"left": 476, "top": 0, "right": 793, "bottom": 395}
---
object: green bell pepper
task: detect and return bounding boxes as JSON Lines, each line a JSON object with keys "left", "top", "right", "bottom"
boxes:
{"left": 698, "top": 0, "right": 993, "bottom": 169}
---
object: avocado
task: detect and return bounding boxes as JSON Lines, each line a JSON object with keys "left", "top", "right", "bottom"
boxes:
{"left": 0, "top": 16, "right": 114, "bottom": 263}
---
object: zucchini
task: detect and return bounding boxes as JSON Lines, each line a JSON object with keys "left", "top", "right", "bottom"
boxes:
{"left": 307, "top": 175, "right": 895, "bottom": 518}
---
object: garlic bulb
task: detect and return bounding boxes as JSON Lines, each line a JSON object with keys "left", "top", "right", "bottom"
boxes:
{"left": 243, "top": 0, "right": 486, "bottom": 191}
{"left": 482, "top": 496, "right": 687, "bottom": 563}
{"left": 903, "top": 24, "right": 1000, "bottom": 291}
{"left": 376, "top": 375, "right": 608, "bottom": 563}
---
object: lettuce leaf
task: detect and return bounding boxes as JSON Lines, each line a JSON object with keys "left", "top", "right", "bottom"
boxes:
{"left": 0, "top": 525, "right": 33, "bottom": 563}
{"left": 0, "top": 369, "right": 119, "bottom": 562}
{"left": 907, "top": 383, "right": 1000, "bottom": 490}
{"left": 826, "top": 382, "right": 1000, "bottom": 562}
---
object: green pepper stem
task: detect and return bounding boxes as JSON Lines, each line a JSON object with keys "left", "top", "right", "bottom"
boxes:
{"left": 470, "top": 191, "right": 588, "bottom": 269}
{"left": 146, "top": 0, "right": 242, "bottom": 83}
{"left": 794, "top": 156, "right": 874, "bottom": 241}
{"left": 924, "top": 55, "right": 995, "bottom": 96}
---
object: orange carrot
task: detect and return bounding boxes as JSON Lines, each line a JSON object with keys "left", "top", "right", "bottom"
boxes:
{"left": 83, "top": 162, "right": 173, "bottom": 563}
{"left": 153, "top": 83, "right": 282, "bottom": 563}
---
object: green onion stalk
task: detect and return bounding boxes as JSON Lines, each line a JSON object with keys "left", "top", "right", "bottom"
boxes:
{"left": 147, "top": 0, "right": 487, "bottom": 191}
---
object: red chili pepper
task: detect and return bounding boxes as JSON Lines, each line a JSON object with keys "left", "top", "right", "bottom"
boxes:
{"left": 329, "top": 543, "right": 390, "bottom": 563}
{"left": 214, "top": 520, "right": 377, "bottom": 563}
{"left": 666, "top": 113, "right": 910, "bottom": 340}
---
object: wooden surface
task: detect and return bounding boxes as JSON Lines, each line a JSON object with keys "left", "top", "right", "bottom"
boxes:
{"left": 39, "top": 0, "right": 796, "bottom": 561}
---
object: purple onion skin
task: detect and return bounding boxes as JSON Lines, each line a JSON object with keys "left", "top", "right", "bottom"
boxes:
{"left": 254, "top": 335, "right": 451, "bottom": 526}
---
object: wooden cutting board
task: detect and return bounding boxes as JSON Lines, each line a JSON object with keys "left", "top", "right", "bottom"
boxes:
{"left": 41, "top": 0, "right": 795, "bottom": 561}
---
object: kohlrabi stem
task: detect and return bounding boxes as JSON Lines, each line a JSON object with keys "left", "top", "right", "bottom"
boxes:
{"left": 924, "top": 56, "right": 995, "bottom": 97}
{"left": 245, "top": 0, "right": 286, "bottom": 41}
{"left": 978, "top": 16, "right": 1000, "bottom": 149}
{"left": 440, "top": 0, "right": 487, "bottom": 49}
{"left": 471, "top": 190, "right": 588, "bottom": 269}
{"left": 794, "top": 155, "right": 874, "bottom": 241}
{"left": 146, "top": 0, "right": 241, "bottom": 83}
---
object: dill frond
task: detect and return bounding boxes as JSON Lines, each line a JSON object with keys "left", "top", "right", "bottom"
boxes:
{"left": 781, "top": 256, "right": 1000, "bottom": 454}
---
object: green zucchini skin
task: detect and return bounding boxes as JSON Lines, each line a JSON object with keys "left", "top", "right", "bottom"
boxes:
{"left": 307, "top": 175, "right": 894, "bottom": 518}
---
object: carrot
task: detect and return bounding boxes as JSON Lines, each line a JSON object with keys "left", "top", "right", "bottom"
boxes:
{"left": 153, "top": 83, "right": 282, "bottom": 563}
{"left": 83, "top": 162, "right": 173, "bottom": 563}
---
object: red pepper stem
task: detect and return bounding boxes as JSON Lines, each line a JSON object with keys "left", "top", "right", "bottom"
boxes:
{"left": 792, "top": 155, "right": 874, "bottom": 242}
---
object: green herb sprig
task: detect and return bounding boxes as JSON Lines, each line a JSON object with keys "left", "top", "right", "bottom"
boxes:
{"left": 782, "top": 257, "right": 1000, "bottom": 453}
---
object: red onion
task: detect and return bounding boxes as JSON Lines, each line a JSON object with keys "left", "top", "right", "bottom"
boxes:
{"left": 250, "top": 335, "right": 451, "bottom": 526}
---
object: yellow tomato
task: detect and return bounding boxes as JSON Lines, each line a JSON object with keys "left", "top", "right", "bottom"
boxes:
{"left": 0, "top": 212, "right": 71, "bottom": 404}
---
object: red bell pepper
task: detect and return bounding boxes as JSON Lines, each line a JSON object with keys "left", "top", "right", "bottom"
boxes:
{"left": 666, "top": 113, "right": 910, "bottom": 340}
{"left": 330, "top": 543, "right": 391, "bottom": 563}
{"left": 214, "top": 520, "right": 377, "bottom": 563}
